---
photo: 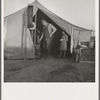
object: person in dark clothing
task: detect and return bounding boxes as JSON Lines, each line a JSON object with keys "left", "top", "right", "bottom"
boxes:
{"left": 39, "top": 19, "right": 57, "bottom": 58}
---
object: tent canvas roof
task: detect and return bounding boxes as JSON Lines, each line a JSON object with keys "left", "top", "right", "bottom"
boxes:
{"left": 5, "top": 0, "right": 92, "bottom": 33}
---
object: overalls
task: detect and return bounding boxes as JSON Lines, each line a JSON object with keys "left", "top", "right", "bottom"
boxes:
{"left": 42, "top": 24, "right": 52, "bottom": 56}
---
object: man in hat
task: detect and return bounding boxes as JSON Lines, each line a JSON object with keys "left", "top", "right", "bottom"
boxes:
{"left": 39, "top": 19, "right": 57, "bottom": 58}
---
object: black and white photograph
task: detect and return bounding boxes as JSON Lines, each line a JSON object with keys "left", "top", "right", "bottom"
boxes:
{"left": 4, "top": 0, "right": 95, "bottom": 82}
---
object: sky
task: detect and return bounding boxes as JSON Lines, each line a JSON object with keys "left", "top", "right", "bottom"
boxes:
{"left": 4, "top": 0, "right": 95, "bottom": 30}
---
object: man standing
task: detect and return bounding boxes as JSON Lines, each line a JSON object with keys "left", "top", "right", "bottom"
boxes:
{"left": 39, "top": 19, "right": 57, "bottom": 58}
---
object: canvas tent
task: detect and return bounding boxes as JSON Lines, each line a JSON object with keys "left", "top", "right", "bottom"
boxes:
{"left": 4, "top": 0, "right": 93, "bottom": 59}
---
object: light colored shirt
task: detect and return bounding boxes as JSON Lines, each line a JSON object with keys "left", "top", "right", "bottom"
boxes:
{"left": 39, "top": 23, "right": 57, "bottom": 41}
{"left": 47, "top": 24, "right": 57, "bottom": 36}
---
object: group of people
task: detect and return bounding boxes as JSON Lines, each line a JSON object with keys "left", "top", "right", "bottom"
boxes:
{"left": 29, "top": 19, "right": 68, "bottom": 59}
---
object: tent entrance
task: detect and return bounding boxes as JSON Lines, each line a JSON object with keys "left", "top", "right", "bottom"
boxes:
{"left": 33, "top": 9, "right": 71, "bottom": 57}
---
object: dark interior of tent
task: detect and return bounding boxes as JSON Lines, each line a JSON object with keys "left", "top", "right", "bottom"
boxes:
{"left": 32, "top": 9, "right": 71, "bottom": 57}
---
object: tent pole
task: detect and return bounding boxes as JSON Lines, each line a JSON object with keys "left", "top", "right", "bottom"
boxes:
{"left": 70, "top": 26, "right": 74, "bottom": 53}
{"left": 24, "top": 26, "right": 27, "bottom": 60}
{"left": 78, "top": 31, "right": 81, "bottom": 56}
{"left": 22, "top": 12, "right": 24, "bottom": 50}
{"left": 22, "top": 13, "right": 24, "bottom": 60}
{"left": 34, "top": 4, "right": 37, "bottom": 58}
{"left": 24, "top": 8, "right": 27, "bottom": 60}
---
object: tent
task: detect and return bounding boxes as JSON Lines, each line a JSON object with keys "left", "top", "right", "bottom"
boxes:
{"left": 4, "top": 0, "right": 93, "bottom": 59}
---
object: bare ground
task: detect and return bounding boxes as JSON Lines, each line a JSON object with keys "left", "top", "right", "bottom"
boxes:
{"left": 4, "top": 57, "right": 95, "bottom": 82}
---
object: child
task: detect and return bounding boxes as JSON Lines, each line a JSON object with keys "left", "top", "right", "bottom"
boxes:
{"left": 59, "top": 31, "right": 68, "bottom": 58}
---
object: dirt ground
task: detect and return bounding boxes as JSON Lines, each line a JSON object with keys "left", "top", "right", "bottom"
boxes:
{"left": 4, "top": 56, "right": 95, "bottom": 82}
